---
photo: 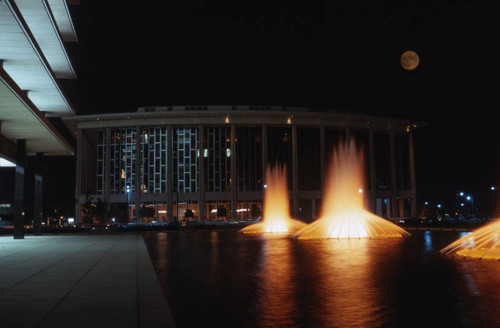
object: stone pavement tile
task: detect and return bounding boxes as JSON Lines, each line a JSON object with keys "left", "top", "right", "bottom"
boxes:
{"left": 39, "top": 309, "right": 138, "bottom": 328}
{"left": 78, "top": 274, "right": 136, "bottom": 289}
{"left": 0, "top": 281, "right": 73, "bottom": 301}
{"left": 90, "top": 263, "right": 137, "bottom": 275}
{"left": 52, "top": 295, "right": 137, "bottom": 313}
{"left": 0, "top": 234, "right": 176, "bottom": 328}
{"left": 67, "top": 284, "right": 138, "bottom": 299}
{"left": 140, "top": 307, "right": 176, "bottom": 328}
{"left": 0, "top": 298, "right": 60, "bottom": 327}
{"left": 24, "top": 273, "right": 83, "bottom": 285}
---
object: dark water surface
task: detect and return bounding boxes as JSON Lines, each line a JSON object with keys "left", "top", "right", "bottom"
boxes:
{"left": 142, "top": 230, "right": 500, "bottom": 328}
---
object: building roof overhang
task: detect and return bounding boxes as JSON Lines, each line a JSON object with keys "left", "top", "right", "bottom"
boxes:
{"left": 63, "top": 106, "right": 426, "bottom": 135}
{"left": 0, "top": 0, "right": 76, "bottom": 117}
{"left": 0, "top": 66, "right": 74, "bottom": 158}
{"left": 46, "top": 0, "right": 78, "bottom": 43}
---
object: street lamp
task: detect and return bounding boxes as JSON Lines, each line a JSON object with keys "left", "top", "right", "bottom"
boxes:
{"left": 126, "top": 185, "right": 131, "bottom": 220}
{"left": 466, "top": 195, "right": 474, "bottom": 216}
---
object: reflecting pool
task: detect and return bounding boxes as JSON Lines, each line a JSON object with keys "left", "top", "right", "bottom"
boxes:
{"left": 143, "top": 230, "right": 500, "bottom": 328}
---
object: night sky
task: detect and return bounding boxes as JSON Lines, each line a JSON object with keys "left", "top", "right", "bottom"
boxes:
{"left": 55, "top": 1, "right": 498, "bottom": 211}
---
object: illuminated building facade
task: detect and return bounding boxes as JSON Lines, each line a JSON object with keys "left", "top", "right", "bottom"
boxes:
{"left": 64, "top": 106, "right": 422, "bottom": 223}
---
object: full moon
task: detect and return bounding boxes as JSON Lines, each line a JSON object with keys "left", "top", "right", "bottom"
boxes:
{"left": 400, "top": 50, "right": 419, "bottom": 70}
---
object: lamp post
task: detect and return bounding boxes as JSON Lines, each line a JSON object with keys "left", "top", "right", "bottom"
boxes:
{"left": 126, "top": 185, "right": 131, "bottom": 221}
{"left": 466, "top": 195, "right": 474, "bottom": 217}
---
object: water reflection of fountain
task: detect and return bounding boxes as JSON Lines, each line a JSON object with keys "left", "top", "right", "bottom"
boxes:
{"left": 255, "top": 237, "right": 298, "bottom": 327}
{"left": 294, "top": 238, "right": 398, "bottom": 327}
{"left": 291, "top": 140, "right": 410, "bottom": 239}
{"left": 441, "top": 219, "right": 500, "bottom": 259}
{"left": 240, "top": 164, "right": 307, "bottom": 235}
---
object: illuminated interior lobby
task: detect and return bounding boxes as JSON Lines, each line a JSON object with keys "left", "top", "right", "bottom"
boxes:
{"left": 63, "top": 105, "right": 422, "bottom": 224}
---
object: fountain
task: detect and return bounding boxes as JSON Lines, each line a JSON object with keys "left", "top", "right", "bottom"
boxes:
{"left": 290, "top": 139, "right": 410, "bottom": 239}
{"left": 440, "top": 219, "right": 500, "bottom": 259}
{"left": 240, "top": 164, "right": 307, "bottom": 235}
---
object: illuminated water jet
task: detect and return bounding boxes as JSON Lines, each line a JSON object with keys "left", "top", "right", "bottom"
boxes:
{"left": 290, "top": 140, "right": 410, "bottom": 240}
{"left": 440, "top": 219, "right": 500, "bottom": 259}
{"left": 240, "top": 165, "right": 307, "bottom": 235}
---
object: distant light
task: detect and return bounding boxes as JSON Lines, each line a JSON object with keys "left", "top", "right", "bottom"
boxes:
{"left": 491, "top": 186, "right": 496, "bottom": 191}
{"left": 460, "top": 203, "right": 464, "bottom": 207}
{"left": 225, "top": 115, "right": 230, "bottom": 124}
{"left": 287, "top": 116, "right": 292, "bottom": 124}
{"left": 358, "top": 188, "right": 363, "bottom": 193}
{"left": 263, "top": 184, "right": 268, "bottom": 188}
{"left": 459, "top": 192, "right": 464, "bottom": 196}
{"left": 437, "top": 204, "right": 442, "bottom": 208}
{"left": 204, "top": 149, "right": 208, "bottom": 157}
{"left": 466, "top": 196, "right": 471, "bottom": 201}
{"left": 226, "top": 148, "right": 231, "bottom": 157}
{"left": 126, "top": 185, "right": 131, "bottom": 193}
{"left": 424, "top": 201, "right": 428, "bottom": 206}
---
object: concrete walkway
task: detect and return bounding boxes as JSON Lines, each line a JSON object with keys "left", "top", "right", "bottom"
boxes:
{"left": 0, "top": 233, "right": 176, "bottom": 328}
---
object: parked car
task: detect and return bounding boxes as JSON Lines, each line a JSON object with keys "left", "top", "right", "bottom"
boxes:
{"left": 127, "top": 220, "right": 147, "bottom": 227}
{"left": 148, "top": 221, "right": 168, "bottom": 227}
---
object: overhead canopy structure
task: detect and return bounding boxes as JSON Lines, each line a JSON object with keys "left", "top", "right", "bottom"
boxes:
{"left": 0, "top": 0, "right": 77, "bottom": 163}
{"left": 0, "top": 67, "right": 74, "bottom": 160}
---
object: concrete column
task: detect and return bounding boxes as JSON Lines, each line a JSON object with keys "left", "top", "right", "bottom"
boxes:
{"left": 311, "top": 199, "right": 316, "bottom": 221}
{"left": 134, "top": 127, "right": 142, "bottom": 221}
{"left": 261, "top": 125, "right": 268, "bottom": 187}
{"left": 408, "top": 128, "right": 417, "bottom": 217}
{"left": 32, "top": 152, "right": 43, "bottom": 236}
{"left": 167, "top": 126, "right": 173, "bottom": 223}
{"left": 75, "top": 128, "right": 83, "bottom": 223}
{"left": 104, "top": 128, "right": 111, "bottom": 201}
{"left": 389, "top": 130, "right": 397, "bottom": 218}
{"left": 368, "top": 128, "right": 377, "bottom": 213}
{"left": 345, "top": 126, "right": 351, "bottom": 141}
{"left": 292, "top": 124, "right": 299, "bottom": 217}
{"left": 319, "top": 126, "right": 326, "bottom": 190}
{"left": 198, "top": 125, "right": 205, "bottom": 222}
{"left": 399, "top": 197, "right": 405, "bottom": 219}
{"left": 14, "top": 139, "right": 26, "bottom": 239}
{"left": 230, "top": 124, "right": 237, "bottom": 220}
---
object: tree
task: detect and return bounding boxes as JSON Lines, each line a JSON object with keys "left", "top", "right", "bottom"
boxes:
{"left": 80, "top": 194, "right": 96, "bottom": 224}
{"left": 94, "top": 198, "right": 109, "bottom": 224}
{"left": 217, "top": 205, "right": 227, "bottom": 220}
{"left": 139, "top": 206, "right": 155, "bottom": 220}
{"left": 251, "top": 204, "right": 262, "bottom": 218}
{"left": 107, "top": 204, "right": 127, "bottom": 223}
{"left": 80, "top": 193, "right": 108, "bottom": 224}
{"left": 184, "top": 209, "right": 194, "bottom": 221}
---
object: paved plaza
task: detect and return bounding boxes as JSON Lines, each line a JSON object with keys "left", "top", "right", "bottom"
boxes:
{"left": 0, "top": 233, "right": 175, "bottom": 328}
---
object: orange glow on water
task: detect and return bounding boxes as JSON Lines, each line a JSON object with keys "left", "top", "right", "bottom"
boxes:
{"left": 441, "top": 218, "right": 500, "bottom": 259}
{"left": 240, "top": 165, "right": 307, "bottom": 235}
{"left": 291, "top": 140, "right": 410, "bottom": 239}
